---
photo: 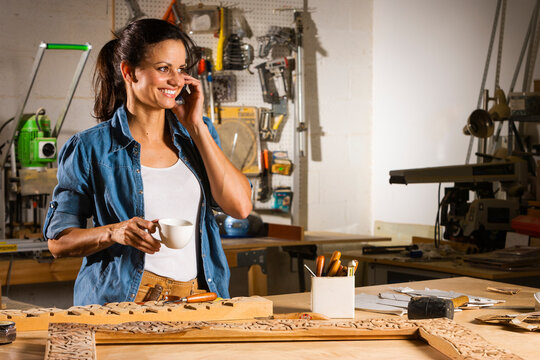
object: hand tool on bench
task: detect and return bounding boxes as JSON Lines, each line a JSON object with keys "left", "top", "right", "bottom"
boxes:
{"left": 163, "top": 292, "right": 218, "bottom": 303}
{"left": 407, "top": 295, "right": 469, "bottom": 320}
{"left": 143, "top": 285, "right": 163, "bottom": 301}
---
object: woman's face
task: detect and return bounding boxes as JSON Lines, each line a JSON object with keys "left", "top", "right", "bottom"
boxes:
{"left": 129, "top": 39, "right": 187, "bottom": 110}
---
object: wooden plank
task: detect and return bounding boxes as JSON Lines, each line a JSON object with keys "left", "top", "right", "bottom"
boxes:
{"left": 266, "top": 223, "right": 304, "bottom": 241}
{"left": 0, "top": 296, "right": 273, "bottom": 331}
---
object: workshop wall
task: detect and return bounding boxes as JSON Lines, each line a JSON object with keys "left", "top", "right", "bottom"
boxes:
{"left": 372, "top": 0, "right": 540, "bottom": 227}
{"left": 0, "top": 0, "right": 111, "bottom": 147}
{"left": 4, "top": 1, "right": 538, "bottom": 240}
{"left": 306, "top": 0, "right": 373, "bottom": 234}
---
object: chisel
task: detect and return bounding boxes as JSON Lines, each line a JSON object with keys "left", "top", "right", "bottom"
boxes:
{"left": 163, "top": 292, "right": 218, "bottom": 303}
{"left": 325, "top": 251, "right": 341, "bottom": 275}
{"left": 327, "top": 259, "right": 341, "bottom": 277}
{"left": 315, "top": 255, "right": 325, "bottom": 277}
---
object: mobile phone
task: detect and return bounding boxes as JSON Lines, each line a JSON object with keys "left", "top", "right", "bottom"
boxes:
{"left": 175, "top": 85, "right": 191, "bottom": 104}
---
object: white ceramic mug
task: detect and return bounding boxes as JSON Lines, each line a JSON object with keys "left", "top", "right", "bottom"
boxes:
{"left": 156, "top": 218, "right": 194, "bottom": 249}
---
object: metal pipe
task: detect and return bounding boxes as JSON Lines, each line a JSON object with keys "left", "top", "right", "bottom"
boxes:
{"left": 53, "top": 43, "right": 92, "bottom": 137}
{"left": 509, "top": 0, "right": 538, "bottom": 93}
{"left": 466, "top": 0, "right": 502, "bottom": 165}
{"left": 2, "top": 42, "right": 47, "bottom": 168}
{"left": 294, "top": 10, "right": 306, "bottom": 158}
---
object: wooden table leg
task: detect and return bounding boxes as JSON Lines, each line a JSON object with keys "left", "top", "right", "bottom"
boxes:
{"left": 247, "top": 264, "right": 268, "bottom": 296}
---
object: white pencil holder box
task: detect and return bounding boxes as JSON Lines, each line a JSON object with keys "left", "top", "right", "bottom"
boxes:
{"left": 311, "top": 276, "right": 355, "bottom": 318}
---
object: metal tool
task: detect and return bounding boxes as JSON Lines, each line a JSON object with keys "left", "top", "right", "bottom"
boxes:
{"left": 390, "top": 158, "right": 527, "bottom": 250}
{"left": 143, "top": 285, "right": 163, "bottom": 301}
{"left": 256, "top": 149, "right": 271, "bottom": 202}
{"left": 303, "top": 263, "right": 316, "bottom": 277}
{"left": 0, "top": 321, "right": 16, "bottom": 344}
{"left": 408, "top": 296, "right": 455, "bottom": 320}
{"left": 205, "top": 60, "right": 216, "bottom": 124}
{"left": 124, "top": 0, "right": 146, "bottom": 24}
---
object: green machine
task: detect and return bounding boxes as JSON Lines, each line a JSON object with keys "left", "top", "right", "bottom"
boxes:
{"left": 0, "top": 42, "right": 91, "bottom": 246}
{"left": 15, "top": 109, "right": 57, "bottom": 168}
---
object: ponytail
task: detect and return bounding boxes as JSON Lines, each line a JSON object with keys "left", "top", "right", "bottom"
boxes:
{"left": 93, "top": 39, "right": 125, "bottom": 122}
{"left": 92, "top": 19, "right": 199, "bottom": 122}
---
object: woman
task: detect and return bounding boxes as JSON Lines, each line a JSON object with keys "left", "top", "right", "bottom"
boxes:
{"left": 43, "top": 18, "right": 252, "bottom": 306}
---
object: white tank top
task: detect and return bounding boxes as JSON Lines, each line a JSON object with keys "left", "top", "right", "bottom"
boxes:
{"left": 142, "top": 159, "right": 201, "bottom": 281}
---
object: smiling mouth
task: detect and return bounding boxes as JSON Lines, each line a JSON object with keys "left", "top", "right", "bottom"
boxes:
{"left": 159, "top": 88, "right": 177, "bottom": 98}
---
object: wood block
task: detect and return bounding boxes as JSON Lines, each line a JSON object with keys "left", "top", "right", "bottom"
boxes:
{"left": 0, "top": 296, "right": 273, "bottom": 331}
{"left": 266, "top": 223, "right": 304, "bottom": 241}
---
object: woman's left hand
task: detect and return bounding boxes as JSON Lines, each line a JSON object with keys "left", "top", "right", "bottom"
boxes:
{"left": 172, "top": 74, "right": 205, "bottom": 132}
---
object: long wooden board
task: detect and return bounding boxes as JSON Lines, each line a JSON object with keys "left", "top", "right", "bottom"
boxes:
{"left": 0, "top": 296, "right": 272, "bottom": 331}
{"left": 45, "top": 318, "right": 522, "bottom": 360}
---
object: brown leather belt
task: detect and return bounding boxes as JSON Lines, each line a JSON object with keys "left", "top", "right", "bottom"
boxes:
{"left": 134, "top": 270, "right": 203, "bottom": 302}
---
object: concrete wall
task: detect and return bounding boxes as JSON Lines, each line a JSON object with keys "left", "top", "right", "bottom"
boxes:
{"left": 372, "top": 0, "right": 540, "bottom": 228}
{"left": 306, "top": 0, "right": 373, "bottom": 234}
{"left": 0, "top": 0, "right": 111, "bottom": 148}
{"left": 1, "top": 0, "right": 539, "bottom": 239}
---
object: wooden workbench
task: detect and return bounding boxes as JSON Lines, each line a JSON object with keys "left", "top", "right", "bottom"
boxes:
{"left": 0, "top": 231, "right": 388, "bottom": 295}
{"left": 342, "top": 251, "right": 540, "bottom": 287}
{"left": 2, "top": 277, "right": 538, "bottom": 359}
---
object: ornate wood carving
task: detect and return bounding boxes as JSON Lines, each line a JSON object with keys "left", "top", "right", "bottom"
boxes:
{"left": 45, "top": 318, "right": 522, "bottom": 360}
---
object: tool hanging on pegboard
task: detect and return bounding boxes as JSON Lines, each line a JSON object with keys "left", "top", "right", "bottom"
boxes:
{"left": 256, "top": 57, "right": 295, "bottom": 141}
{"left": 257, "top": 26, "right": 296, "bottom": 58}
{"left": 257, "top": 149, "right": 272, "bottom": 202}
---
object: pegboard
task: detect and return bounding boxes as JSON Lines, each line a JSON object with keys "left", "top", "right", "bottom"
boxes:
{"left": 114, "top": 0, "right": 303, "bottom": 214}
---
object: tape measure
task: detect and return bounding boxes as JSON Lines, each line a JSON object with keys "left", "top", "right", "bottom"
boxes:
{"left": 0, "top": 321, "right": 16, "bottom": 344}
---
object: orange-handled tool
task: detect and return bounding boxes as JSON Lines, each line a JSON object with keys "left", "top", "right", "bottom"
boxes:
{"left": 315, "top": 255, "right": 325, "bottom": 277}
{"left": 327, "top": 259, "right": 341, "bottom": 277}
{"left": 326, "top": 251, "right": 341, "bottom": 275}
{"left": 164, "top": 292, "right": 218, "bottom": 303}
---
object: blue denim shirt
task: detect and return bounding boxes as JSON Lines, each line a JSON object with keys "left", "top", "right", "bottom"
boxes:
{"left": 43, "top": 105, "right": 230, "bottom": 305}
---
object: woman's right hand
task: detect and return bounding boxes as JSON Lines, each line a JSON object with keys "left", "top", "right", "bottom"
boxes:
{"left": 110, "top": 217, "right": 161, "bottom": 254}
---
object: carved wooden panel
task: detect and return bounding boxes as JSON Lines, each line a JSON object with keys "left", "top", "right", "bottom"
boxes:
{"left": 45, "top": 318, "right": 522, "bottom": 360}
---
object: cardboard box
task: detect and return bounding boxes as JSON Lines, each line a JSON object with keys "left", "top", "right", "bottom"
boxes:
{"left": 311, "top": 276, "right": 355, "bottom": 318}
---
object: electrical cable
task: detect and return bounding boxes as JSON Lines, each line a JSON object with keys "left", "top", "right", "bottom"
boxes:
{"left": 0, "top": 118, "right": 14, "bottom": 135}
{"left": 34, "top": 107, "right": 46, "bottom": 132}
